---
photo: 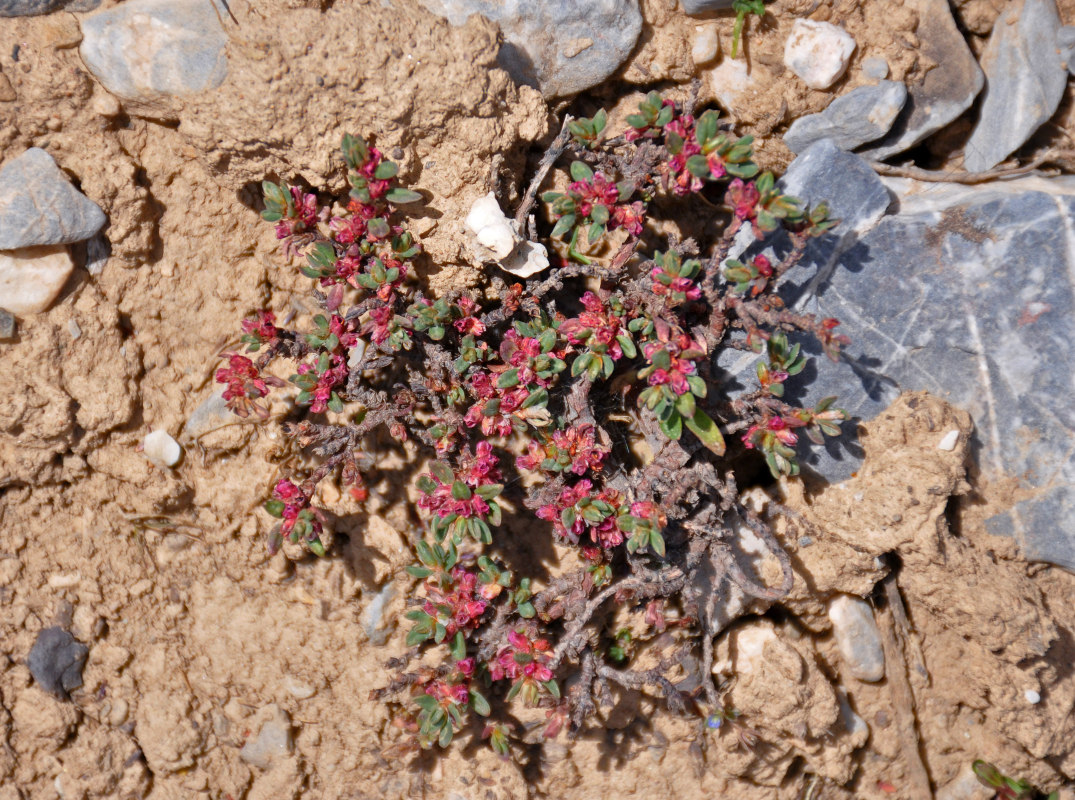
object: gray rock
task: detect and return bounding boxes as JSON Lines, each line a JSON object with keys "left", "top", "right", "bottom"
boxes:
{"left": 0, "top": 0, "right": 65, "bottom": 14}
{"left": 827, "top": 594, "right": 884, "bottom": 682}
{"left": 28, "top": 627, "right": 88, "bottom": 699}
{"left": 0, "top": 309, "right": 14, "bottom": 340}
{"left": 861, "top": 56, "right": 889, "bottom": 81}
{"left": 680, "top": 0, "right": 734, "bottom": 13}
{"left": 0, "top": 149, "right": 106, "bottom": 249}
{"left": 858, "top": 0, "right": 983, "bottom": 161}
{"left": 764, "top": 160, "right": 1075, "bottom": 571}
{"left": 181, "top": 387, "right": 234, "bottom": 442}
{"left": 79, "top": 0, "right": 228, "bottom": 101}
{"left": 784, "top": 81, "right": 907, "bottom": 154}
{"left": 240, "top": 706, "right": 293, "bottom": 770}
{"left": 963, "top": 0, "right": 1066, "bottom": 173}
{"left": 1059, "top": 27, "right": 1075, "bottom": 75}
{"left": 416, "top": 0, "right": 642, "bottom": 98}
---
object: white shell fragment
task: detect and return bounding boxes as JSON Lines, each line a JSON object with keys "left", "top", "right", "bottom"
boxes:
{"left": 828, "top": 593, "right": 885, "bottom": 682}
{"left": 784, "top": 19, "right": 856, "bottom": 90}
{"left": 464, "top": 192, "right": 550, "bottom": 278}
{"left": 143, "top": 429, "right": 182, "bottom": 468}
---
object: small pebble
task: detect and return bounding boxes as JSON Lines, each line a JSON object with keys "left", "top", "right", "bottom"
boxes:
{"left": 784, "top": 19, "right": 856, "bottom": 90}
{"left": 240, "top": 706, "right": 294, "bottom": 770}
{"left": 0, "top": 308, "right": 15, "bottom": 339}
{"left": 143, "top": 429, "right": 182, "bottom": 468}
{"left": 67, "top": 318, "right": 81, "bottom": 339}
{"left": 1025, "top": 689, "right": 1041, "bottom": 704}
{"left": 691, "top": 24, "right": 719, "bottom": 65}
{"left": 938, "top": 430, "right": 960, "bottom": 451}
{"left": 27, "top": 627, "right": 88, "bottom": 699}
{"left": 862, "top": 56, "right": 889, "bottom": 80}
{"left": 828, "top": 594, "right": 885, "bottom": 682}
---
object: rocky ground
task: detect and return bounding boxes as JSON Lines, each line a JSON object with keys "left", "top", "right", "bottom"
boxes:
{"left": 2, "top": 0, "right": 1075, "bottom": 798}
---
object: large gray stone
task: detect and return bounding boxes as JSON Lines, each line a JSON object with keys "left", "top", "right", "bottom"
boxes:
{"left": 1059, "top": 26, "right": 1075, "bottom": 75}
{"left": 784, "top": 81, "right": 907, "bottom": 154}
{"left": 858, "top": 0, "right": 983, "bottom": 161}
{"left": 0, "top": 149, "right": 106, "bottom": 249}
{"left": 963, "top": 0, "right": 1066, "bottom": 173}
{"left": 416, "top": 0, "right": 642, "bottom": 98}
{"left": 79, "top": 0, "right": 229, "bottom": 101}
{"left": 767, "top": 167, "right": 1075, "bottom": 572}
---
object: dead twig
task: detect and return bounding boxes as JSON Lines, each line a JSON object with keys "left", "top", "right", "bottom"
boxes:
{"left": 870, "top": 149, "right": 1067, "bottom": 185}
{"left": 514, "top": 116, "right": 575, "bottom": 235}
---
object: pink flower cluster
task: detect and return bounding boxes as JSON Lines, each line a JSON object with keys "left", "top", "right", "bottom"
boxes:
{"left": 741, "top": 415, "right": 800, "bottom": 450}
{"left": 417, "top": 443, "right": 501, "bottom": 521}
{"left": 424, "top": 569, "right": 495, "bottom": 638}
{"left": 273, "top": 478, "right": 322, "bottom": 541}
{"left": 517, "top": 424, "right": 608, "bottom": 476}
{"left": 536, "top": 480, "right": 625, "bottom": 551}
{"left": 295, "top": 356, "right": 349, "bottom": 414}
{"left": 464, "top": 371, "right": 531, "bottom": 438}
{"left": 490, "top": 631, "right": 553, "bottom": 685}
{"left": 642, "top": 333, "right": 704, "bottom": 396}
{"left": 559, "top": 292, "right": 628, "bottom": 360}
{"left": 423, "top": 657, "right": 475, "bottom": 707}
{"left": 274, "top": 186, "right": 318, "bottom": 240}
{"left": 241, "top": 310, "right": 279, "bottom": 345}
{"left": 216, "top": 354, "right": 272, "bottom": 417}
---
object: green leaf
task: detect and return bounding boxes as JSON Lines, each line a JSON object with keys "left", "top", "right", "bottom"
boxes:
{"left": 649, "top": 530, "right": 666, "bottom": 558}
{"left": 451, "top": 480, "right": 472, "bottom": 501}
{"left": 543, "top": 679, "right": 560, "bottom": 699}
{"left": 551, "top": 213, "right": 576, "bottom": 239}
{"left": 430, "top": 462, "right": 454, "bottom": 484}
{"left": 496, "top": 369, "right": 520, "bottom": 389}
{"left": 470, "top": 689, "right": 491, "bottom": 716}
{"left": 414, "top": 694, "right": 439, "bottom": 713}
{"left": 406, "top": 627, "right": 431, "bottom": 647}
{"left": 406, "top": 565, "right": 433, "bottom": 578}
{"left": 438, "top": 721, "right": 453, "bottom": 748}
{"left": 658, "top": 412, "right": 682, "bottom": 441}
{"left": 385, "top": 187, "right": 423, "bottom": 204}
{"left": 264, "top": 499, "right": 285, "bottom": 518}
{"left": 569, "top": 160, "right": 594, "bottom": 182}
{"left": 517, "top": 601, "right": 535, "bottom": 619}
{"left": 616, "top": 334, "right": 636, "bottom": 359}
{"left": 695, "top": 110, "right": 719, "bottom": 146}
{"left": 450, "top": 631, "right": 466, "bottom": 661}
{"left": 684, "top": 408, "right": 726, "bottom": 456}
{"left": 686, "top": 154, "right": 711, "bottom": 179}
{"left": 374, "top": 160, "right": 399, "bottom": 180}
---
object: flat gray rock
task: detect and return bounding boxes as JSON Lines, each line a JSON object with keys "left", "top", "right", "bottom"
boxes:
{"left": 416, "top": 0, "right": 642, "bottom": 98}
{"left": 963, "top": 0, "right": 1066, "bottom": 173}
{"left": 780, "top": 171, "right": 1075, "bottom": 572}
{"left": 857, "top": 0, "right": 983, "bottom": 161}
{"left": 0, "top": 0, "right": 65, "bottom": 14}
{"left": 1059, "top": 27, "right": 1075, "bottom": 75}
{"left": 0, "top": 148, "right": 106, "bottom": 249}
{"left": 784, "top": 81, "right": 907, "bottom": 154}
{"left": 28, "top": 627, "right": 88, "bottom": 699}
{"left": 680, "top": 0, "right": 734, "bottom": 13}
{"left": 79, "top": 0, "right": 228, "bottom": 100}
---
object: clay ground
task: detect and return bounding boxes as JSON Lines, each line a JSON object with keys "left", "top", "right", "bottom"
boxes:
{"left": 2, "top": 0, "right": 1075, "bottom": 798}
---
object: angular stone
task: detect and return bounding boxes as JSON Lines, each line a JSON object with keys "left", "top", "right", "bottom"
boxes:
{"left": 0, "top": 149, "right": 106, "bottom": 249}
{"left": 861, "top": 57, "right": 889, "bottom": 81}
{"left": 0, "top": 309, "right": 14, "bottom": 339}
{"left": 775, "top": 172, "right": 1075, "bottom": 572}
{"left": 416, "top": 0, "right": 642, "bottom": 98}
{"left": 784, "top": 81, "right": 907, "bottom": 154}
{"left": 79, "top": 0, "right": 229, "bottom": 100}
{"left": 0, "top": 245, "right": 75, "bottom": 315}
{"left": 963, "top": 0, "right": 1066, "bottom": 173}
{"left": 858, "top": 0, "right": 983, "bottom": 161}
{"left": 0, "top": 0, "right": 66, "bottom": 15}
{"left": 28, "top": 627, "right": 88, "bottom": 699}
{"left": 783, "top": 19, "right": 856, "bottom": 90}
{"left": 240, "top": 706, "right": 293, "bottom": 770}
{"left": 680, "top": 0, "right": 734, "bottom": 13}
{"left": 827, "top": 594, "right": 885, "bottom": 682}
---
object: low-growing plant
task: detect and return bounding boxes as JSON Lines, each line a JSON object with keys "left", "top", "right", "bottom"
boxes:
{"left": 972, "top": 760, "right": 1059, "bottom": 800}
{"left": 218, "top": 91, "right": 848, "bottom": 756}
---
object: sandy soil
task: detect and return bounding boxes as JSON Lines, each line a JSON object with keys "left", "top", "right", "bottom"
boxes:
{"left": 1, "top": 1, "right": 1074, "bottom": 798}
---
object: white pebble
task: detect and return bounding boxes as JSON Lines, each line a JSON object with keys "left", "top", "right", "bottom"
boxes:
{"left": 1025, "top": 689, "right": 1041, "bottom": 704}
{"left": 691, "top": 24, "right": 720, "bottom": 66}
{"left": 937, "top": 430, "right": 960, "bottom": 451}
{"left": 828, "top": 594, "right": 885, "bottom": 682}
{"left": 143, "top": 429, "right": 182, "bottom": 468}
{"left": 347, "top": 338, "right": 368, "bottom": 369}
{"left": 68, "top": 319, "right": 82, "bottom": 339}
{"left": 464, "top": 192, "right": 549, "bottom": 278}
{"left": 784, "top": 19, "right": 856, "bottom": 90}
{"left": 0, "top": 245, "right": 74, "bottom": 315}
